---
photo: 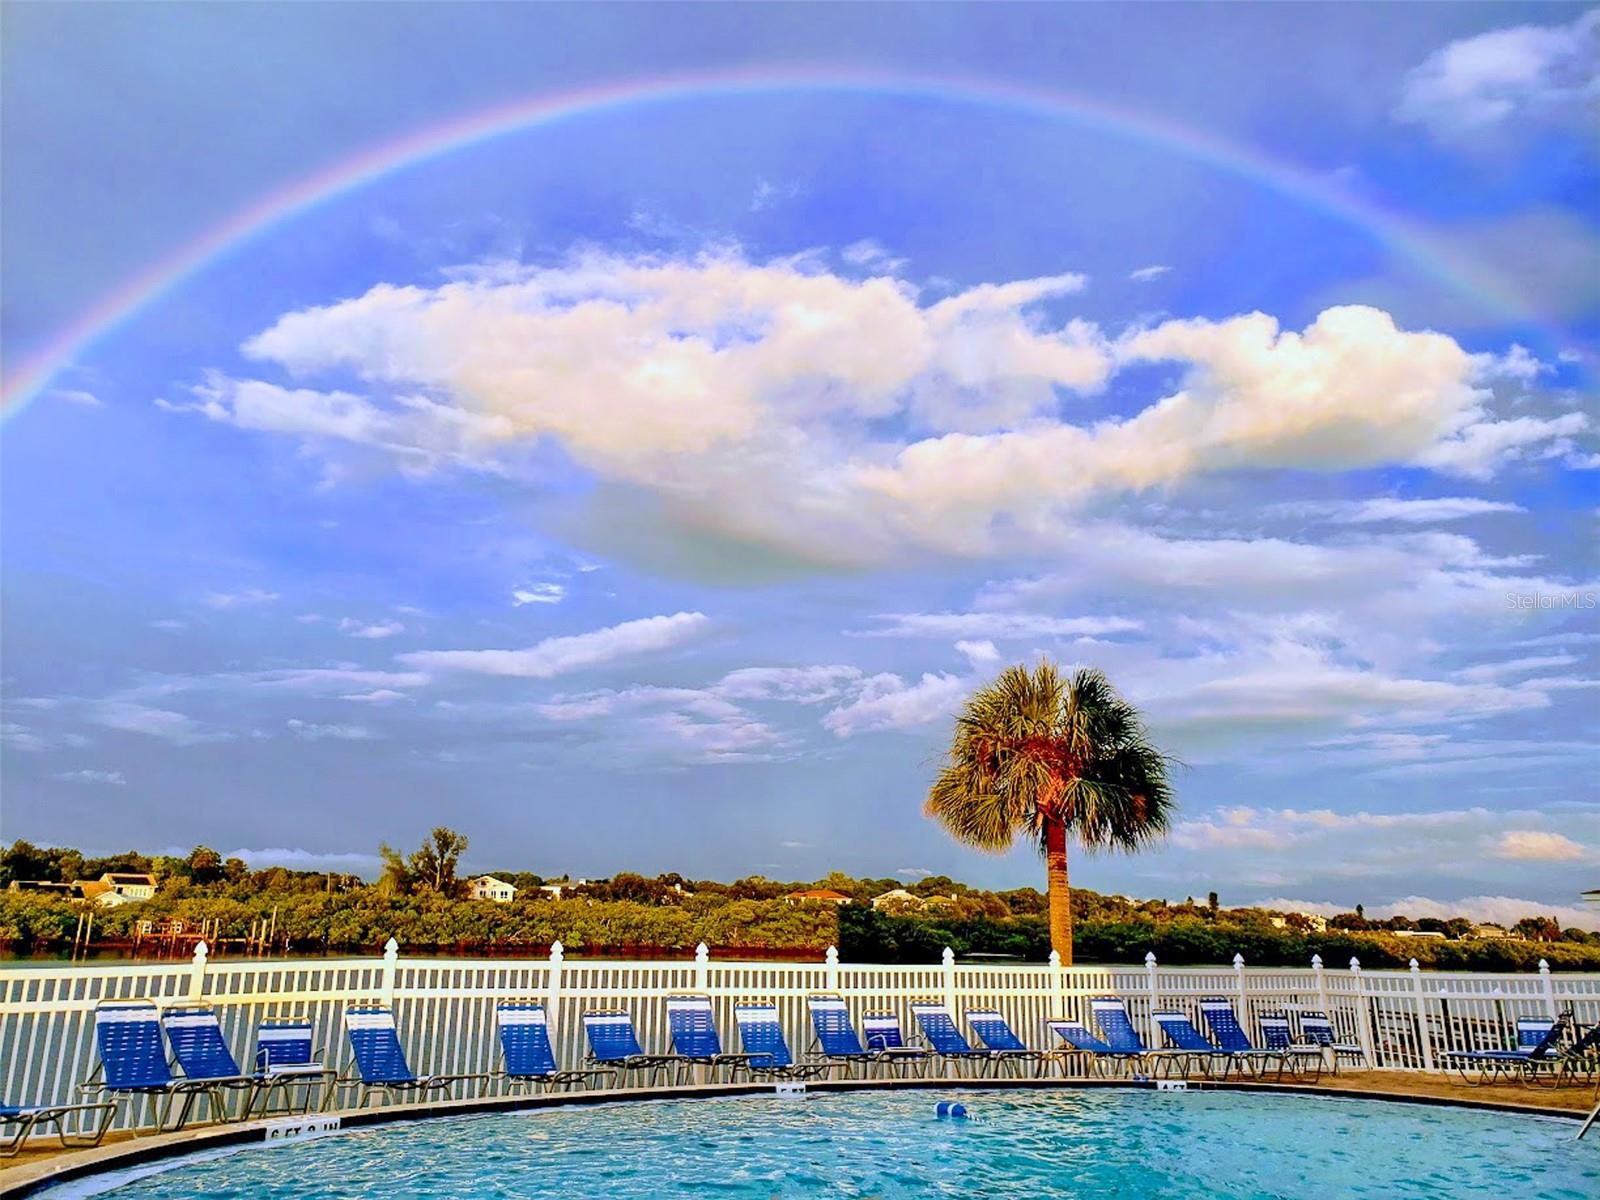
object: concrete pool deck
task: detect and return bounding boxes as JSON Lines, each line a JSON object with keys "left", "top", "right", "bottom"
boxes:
{"left": 4, "top": 1071, "right": 1595, "bottom": 1196}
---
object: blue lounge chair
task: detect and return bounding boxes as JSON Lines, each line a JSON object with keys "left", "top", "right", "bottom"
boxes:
{"left": 1259, "top": 1014, "right": 1324, "bottom": 1081}
{"left": 732, "top": 1003, "right": 829, "bottom": 1079}
{"left": 1048, "top": 1018, "right": 1131, "bottom": 1076}
{"left": 582, "top": 1009, "right": 686, "bottom": 1086}
{"left": 1198, "top": 998, "right": 1290, "bottom": 1079}
{"left": 1442, "top": 1015, "right": 1560, "bottom": 1085}
{"left": 1298, "top": 1011, "right": 1366, "bottom": 1072}
{"left": 82, "top": 1001, "right": 223, "bottom": 1131}
{"left": 861, "top": 1011, "right": 931, "bottom": 1077}
{"left": 806, "top": 994, "right": 922, "bottom": 1078}
{"left": 665, "top": 995, "right": 757, "bottom": 1080}
{"left": 1088, "top": 997, "right": 1155, "bottom": 1074}
{"left": 964, "top": 1009, "right": 1054, "bottom": 1077}
{"left": 160, "top": 1007, "right": 265, "bottom": 1128}
{"left": 495, "top": 1002, "right": 615, "bottom": 1091}
{"left": 908, "top": 1003, "right": 992, "bottom": 1076}
{"left": 339, "top": 1005, "right": 486, "bottom": 1107}
{"left": 1152, "top": 1011, "right": 1228, "bottom": 1079}
{"left": 250, "top": 1017, "right": 335, "bottom": 1115}
{"left": 1, "top": 1100, "right": 116, "bottom": 1157}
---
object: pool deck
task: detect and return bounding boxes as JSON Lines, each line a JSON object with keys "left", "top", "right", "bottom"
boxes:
{"left": 4, "top": 1071, "right": 1595, "bottom": 1196}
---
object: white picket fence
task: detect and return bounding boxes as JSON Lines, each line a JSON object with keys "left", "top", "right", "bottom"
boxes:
{"left": 4, "top": 942, "right": 1598, "bottom": 1134}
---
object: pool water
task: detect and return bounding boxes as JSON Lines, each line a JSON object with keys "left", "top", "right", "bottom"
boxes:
{"left": 51, "top": 1089, "right": 1600, "bottom": 1199}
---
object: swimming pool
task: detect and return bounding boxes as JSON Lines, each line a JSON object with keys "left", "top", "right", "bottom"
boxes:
{"left": 45, "top": 1089, "right": 1600, "bottom": 1199}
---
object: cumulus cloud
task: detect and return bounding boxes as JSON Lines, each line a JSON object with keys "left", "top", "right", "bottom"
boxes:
{"left": 1395, "top": 8, "right": 1600, "bottom": 138}
{"left": 713, "top": 665, "right": 864, "bottom": 704}
{"left": 88, "top": 702, "right": 227, "bottom": 745}
{"left": 339, "top": 618, "right": 405, "bottom": 639}
{"left": 1492, "top": 830, "right": 1589, "bottom": 862}
{"left": 822, "top": 671, "right": 969, "bottom": 736}
{"left": 403, "top": 612, "right": 710, "bottom": 679}
{"left": 512, "top": 583, "right": 566, "bottom": 606}
{"left": 176, "top": 246, "right": 1587, "bottom": 562}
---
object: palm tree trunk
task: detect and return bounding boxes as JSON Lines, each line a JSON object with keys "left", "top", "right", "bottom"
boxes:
{"left": 1045, "top": 816, "right": 1073, "bottom": 965}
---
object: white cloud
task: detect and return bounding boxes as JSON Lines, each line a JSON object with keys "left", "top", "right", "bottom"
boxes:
{"left": 53, "top": 769, "right": 126, "bottom": 785}
{"left": 285, "top": 719, "right": 375, "bottom": 741}
{"left": 1321, "top": 497, "right": 1525, "bottom": 524}
{"left": 512, "top": 583, "right": 566, "bottom": 606}
{"left": 201, "top": 587, "right": 279, "bottom": 610}
{"left": 227, "top": 847, "right": 382, "bottom": 873}
{"left": 863, "top": 612, "right": 1140, "bottom": 639}
{"left": 822, "top": 671, "right": 968, "bottom": 736}
{"left": 1395, "top": 8, "right": 1600, "bottom": 138}
{"left": 713, "top": 665, "right": 864, "bottom": 704}
{"left": 535, "top": 684, "right": 792, "bottom": 763}
{"left": 339, "top": 689, "right": 408, "bottom": 704}
{"left": 254, "top": 666, "right": 429, "bottom": 693}
{"left": 1492, "top": 830, "right": 1589, "bottom": 862}
{"left": 1255, "top": 895, "right": 1600, "bottom": 932}
{"left": 840, "top": 239, "right": 909, "bottom": 273}
{"left": 1455, "top": 654, "right": 1578, "bottom": 682}
{"left": 53, "top": 388, "right": 104, "bottom": 407}
{"left": 1129, "top": 265, "right": 1171, "bottom": 282}
{"left": 339, "top": 618, "right": 405, "bottom": 639}
{"left": 88, "top": 702, "right": 226, "bottom": 745}
{"left": 403, "top": 612, "right": 710, "bottom": 679}
{"left": 955, "top": 639, "right": 1001, "bottom": 667}
{"left": 192, "top": 248, "right": 1587, "bottom": 563}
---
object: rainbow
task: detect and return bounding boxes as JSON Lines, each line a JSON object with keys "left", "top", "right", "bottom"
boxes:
{"left": 0, "top": 66, "right": 1553, "bottom": 416}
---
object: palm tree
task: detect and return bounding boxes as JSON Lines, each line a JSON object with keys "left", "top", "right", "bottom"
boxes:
{"left": 926, "top": 662, "right": 1176, "bottom": 964}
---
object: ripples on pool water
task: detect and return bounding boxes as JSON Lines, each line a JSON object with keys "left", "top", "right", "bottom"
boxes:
{"left": 54, "top": 1089, "right": 1600, "bottom": 1199}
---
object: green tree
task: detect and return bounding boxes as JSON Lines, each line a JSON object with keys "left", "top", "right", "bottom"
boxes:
{"left": 926, "top": 663, "right": 1176, "bottom": 964}
{"left": 187, "top": 846, "right": 225, "bottom": 885}
{"left": 406, "top": 828, "right": 470, "bottom": 898}
{"left": 0, "top": 841, "right": 54, "bottom": 886}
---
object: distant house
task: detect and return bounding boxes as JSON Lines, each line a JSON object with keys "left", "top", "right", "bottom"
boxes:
{"left": 1470, "top": 923, "right": 1514, "bottom": 940}
{"left": 76, "top": 881, "right": 136, "bottom": 908}
{"left": 467, "top": 875, "right": 518, "bottom": 903}
{"left": 785, "top": 889, "right": 853, "bottom": 907}
{"left": 1268, "top": 912, "right": 1329, "bottom": 933}
{"left": 6, "top": 880, "right": 81, "bottom": 898}
{"left": 99, "top": 873, "right": 157, "bottom": 900}
{"left": 1393, "top": 929, "right": 1446, "bottom": 940}
{"left": 871, "top": 888, "right": 924, "bottom": 910}
{"left": 538, "top": 879, "right": 587, "bottom": 900}
{"left": 1583, "top": 889, "right": 1600, "bottom": 904}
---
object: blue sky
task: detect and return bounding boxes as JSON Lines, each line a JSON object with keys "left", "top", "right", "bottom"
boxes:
{"left": 3, "top": 4, "right": 1597, "bottom": 927}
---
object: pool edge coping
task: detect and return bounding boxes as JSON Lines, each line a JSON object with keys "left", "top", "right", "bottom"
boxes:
{"left": 2, "top": 1077, "right": 1589, "bottom": 1197}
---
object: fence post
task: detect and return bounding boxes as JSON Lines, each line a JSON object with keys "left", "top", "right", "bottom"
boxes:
{"left": 380, "top": 937, "right": 399, "bottom": 1007}
{"left": 1311, "top": 954, "right": 1329, "bottom": 1018}
{"left": 941, "top": 947, "right": 957, "bottom": 1015}
{"left": 1145, "top": 951, "right": 1160, "bottom": 1044}
{"left": 1539, "top": 959, "right": 1558, "bottom": 1019}
{"left": 824, "top": 945, "right": 839, "bottom": 993}
{"left": 1233, "top": 952, "right": 1248, "bottom": 1021}
{"left": 546, "top": 940, "right": 565, "bottom": 1012}
{"left": 1048, "top": 950, "right": 1065, "bottom": 1017}
{"left": 1409, "top": 959, "right": 1435, "bottom": 1072}
{"left": 694, "top": 942, "right": 710, "bottom": 992}
{"left": 1350, "top": 957, "right": 1376, "bottom": 1069}
{"left": 187, "top": 940, "right": 209, "bottom": 1002}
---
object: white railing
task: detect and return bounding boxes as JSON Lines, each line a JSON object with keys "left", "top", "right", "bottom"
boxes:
{"left": 3, "top": 942, "right": 1597, "bottom": 1134}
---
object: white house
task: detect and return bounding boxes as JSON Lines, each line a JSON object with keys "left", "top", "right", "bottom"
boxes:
{"left": 871, "top": 888, "right": 924, "bottom": 910}
{"left": 467, "top": 875, "right": 518, "bottom": 903}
